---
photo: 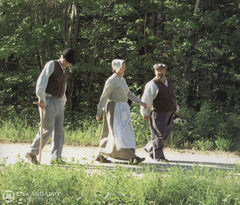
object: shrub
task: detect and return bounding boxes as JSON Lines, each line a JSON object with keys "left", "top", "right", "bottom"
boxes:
{"left": 215, "top": 137, "right": 232, "bottom": 151}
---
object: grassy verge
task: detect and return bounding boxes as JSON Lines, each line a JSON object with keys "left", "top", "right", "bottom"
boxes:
{"left": 0, "top": 117, "right": 149, "bottom": 147}
{"left": 0, "top": 160, "right": 240, "bottom": 204}
{"left": 0, "top": 119, "right": 102, "bottom": 146}
{"left": 0, "top": 115, "right": 237, "bottom": 152}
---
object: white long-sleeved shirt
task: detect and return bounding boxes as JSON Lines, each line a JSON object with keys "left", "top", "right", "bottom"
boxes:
{"left": 36, "top": 60, "right": 67, "bottom": 103}
{"left": 140, "top": 78, "right": 169, "bottom": 117}
{"left": 97, "top": 73, "right": 142, "bottom": 115}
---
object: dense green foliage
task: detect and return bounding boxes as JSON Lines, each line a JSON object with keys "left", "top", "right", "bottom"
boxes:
{"left": 1, "top": 0, "right": 240, "bottom": 150}
{"left": 0, "top": 161, "right": 240, "bottom": 204}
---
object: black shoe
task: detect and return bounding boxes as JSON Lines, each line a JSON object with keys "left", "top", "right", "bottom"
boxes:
{"left": 129, "top": 156, "right": 145, "bottom": 165}
{"left": 96, "top": 155, "right": 111, "bottom": 163}
{"left": 25, "top": 153, "right": 40, "bottom": 165}
{"left": 150, "top": 153, "right": 168, "bottom": 162}
{"left": 50, "top": 159, "right": 67, "bottom": 165}
{"left": 156, "top": 157, "right": 168, "bottom": 162}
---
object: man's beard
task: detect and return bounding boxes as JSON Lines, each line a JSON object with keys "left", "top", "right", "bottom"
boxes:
{"left": 157, "top": 73, "right": 164, "bottom": 79}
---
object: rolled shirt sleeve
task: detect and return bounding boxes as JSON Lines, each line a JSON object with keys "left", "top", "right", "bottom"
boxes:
{"left": 36, "top": 61, "right": 55, "bottom": 101}
{"left": 62, "top": 84, "right": 67, "bottom": 105}
{"left": 128, "top": 90, "right": 142, "bottom": 104}
{"left": 140, "top": 80, "right": 158, "bottom": 117}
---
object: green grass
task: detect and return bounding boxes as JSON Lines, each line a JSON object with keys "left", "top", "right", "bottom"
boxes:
{"left": 0, "top": 117, "right": 149, "bottom": 147}
{"left": 0, "top": 116, "right": 236, "bottom": 151}
{"left": 0, "top": 119, "right": 102, "bottom": 146}
{"left": 0, "top": 119, "right": 36, "bottom": 143}
{"left": 65, "top": 121, "right": 102, "bottom": 146}
{"left": 0, "top": 160, "right": 240, "bottom": 204}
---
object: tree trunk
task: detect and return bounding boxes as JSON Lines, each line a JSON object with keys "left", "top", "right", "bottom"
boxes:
{"left": 144, "top": 12, "right": 147, "bottom": 55}
{"left": 34, "top": 2, "right": 43, "bottom": 70}
{"left": 194, "top": 0, "right": 200, "bottom": 15}
{"left": 73, "top": 4, "right": 81, "bottom": 51}
{"left": 188, "top": 0, "right": 201, "bottom": 37}
{"left": 63, "top": 4, "right": 69, "bottom": 45}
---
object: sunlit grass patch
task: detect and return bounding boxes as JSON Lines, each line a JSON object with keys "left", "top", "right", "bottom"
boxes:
{"left": 0, "top": 160, "right": 240, "bottom": 204}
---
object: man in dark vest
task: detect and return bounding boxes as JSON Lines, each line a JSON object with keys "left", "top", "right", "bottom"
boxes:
{"left": 25, "top": 48, "right": 75, "bottom": 164}
{"left": 140, "top": 63, "right": 177, "bottom": 161}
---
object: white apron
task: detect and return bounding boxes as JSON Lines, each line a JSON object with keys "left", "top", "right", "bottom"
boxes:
{"left": 112, "top": 102, "right": 136, "bottom": 151}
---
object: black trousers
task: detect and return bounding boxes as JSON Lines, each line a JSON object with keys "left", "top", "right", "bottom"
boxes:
{"left": 144, "top": 111, "right": 174, "bottom": 160}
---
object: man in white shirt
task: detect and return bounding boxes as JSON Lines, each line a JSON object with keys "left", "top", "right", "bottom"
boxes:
{"left": 25, "top": 48, "right": 75, "bottom": 164}
{"left": 140, "top": 63, "right": 177, "bottom": 161}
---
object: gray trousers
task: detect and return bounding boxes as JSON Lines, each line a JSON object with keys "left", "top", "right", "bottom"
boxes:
{"left": 144, "top": 111, "right": 174, "bottom": 160}
{"left": 28, "top": 97, "right": 64, "bottom": 160}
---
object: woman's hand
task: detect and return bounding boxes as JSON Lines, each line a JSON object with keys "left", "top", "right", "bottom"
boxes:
{"left": 96, "top": 114, "right": 102, "bottom": 121}
{"left": 143, "top": 116, "right": 150, "bottom": 121}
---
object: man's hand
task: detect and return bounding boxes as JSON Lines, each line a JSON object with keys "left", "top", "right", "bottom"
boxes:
{"left": 38, "top": 100, "right": 45, "bottom": 109}
{"left": 34, "top": 100, "right": 45, "bottom": 109}
{"left": 96, "top": 114, "right": 102, "bottom": 121}
{"left": 140, "top": 102, "right": 147, "bottom": 109}
{"left": 143, "top": 116, "right": 150, "bottom": 121}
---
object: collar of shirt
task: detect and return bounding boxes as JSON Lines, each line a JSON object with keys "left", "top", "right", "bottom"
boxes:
{"left": 154, "top": 77, "right": 168, "bottom": 86}
{"left": 57, "top": 60, "right": 66, "bottom": 73}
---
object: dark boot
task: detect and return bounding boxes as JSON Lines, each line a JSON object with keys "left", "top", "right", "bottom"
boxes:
{"left": 129, "top": 156, "right": 145, "bottom": 165}
{"left": 96, "top": 155, "right": 111, "bottom": 163}
{"left": 25, "top": 153, "right": 40, "bottom": 165}
{"left": 50, "top": 159, "right": 68, "bottom": 165}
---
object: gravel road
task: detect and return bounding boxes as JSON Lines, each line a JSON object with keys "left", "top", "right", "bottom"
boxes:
{"left": 1, "top": 143, "right": 240, "bottom": 172}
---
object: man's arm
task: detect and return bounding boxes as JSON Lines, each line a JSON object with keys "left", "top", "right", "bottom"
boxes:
{"left": 62, "top": 84, "right": 67, "bottom": 106}
{"left": 140, "top": 80, "right": 158, "bottom": 120}
{"left": 36, "top": 61, "right": 55, "bottom": 106}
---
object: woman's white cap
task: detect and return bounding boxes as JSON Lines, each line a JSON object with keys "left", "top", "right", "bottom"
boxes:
{"left": 111, "top": 59, "right": 125, "bottom": 72}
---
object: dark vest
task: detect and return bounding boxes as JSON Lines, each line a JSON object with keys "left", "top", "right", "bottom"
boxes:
{"left": 45, "top": 61, "right": 69, "bottom": 98}
{"left": 152, "top": 78, "right": 177, "bottom": 112}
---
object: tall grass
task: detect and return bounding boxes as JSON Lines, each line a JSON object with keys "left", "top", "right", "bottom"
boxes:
{"left": 65, "top": 120, "right": 102, "bottom": 146}
{"left": 0, "top": 109, "right": 150, "bottom": 147}
{"left": 0, "top": 118, "right": 36, "bottom": 143}
{"left": 0, "top": 118, "right": 102, "bottom": 146}
{"left": 0, "top": 105, "right": 239, "bottom": 152}
{"left": 0, "top": 161, "right": 240, "bottom": 204}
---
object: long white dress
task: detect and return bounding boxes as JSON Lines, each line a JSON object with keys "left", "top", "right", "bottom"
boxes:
{"left": 97, "top": 73, "right": 142, "bottom": 160}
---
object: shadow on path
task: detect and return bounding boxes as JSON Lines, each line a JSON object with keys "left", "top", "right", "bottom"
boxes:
{"left": 44, "top": 159, "right": 240, "bottom": 175}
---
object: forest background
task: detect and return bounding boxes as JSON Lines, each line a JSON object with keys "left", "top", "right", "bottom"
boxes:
{"left": 1, "top": 0, "right": 240, "bottom": 151}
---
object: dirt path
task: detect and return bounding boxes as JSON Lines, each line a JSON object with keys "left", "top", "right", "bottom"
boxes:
{"left": 0, "top": 143, "right": 240, "bottom": 172}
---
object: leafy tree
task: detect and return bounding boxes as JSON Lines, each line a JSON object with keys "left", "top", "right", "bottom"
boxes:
{"left": 1, "top": 0, "right": 240, "bottom": 149}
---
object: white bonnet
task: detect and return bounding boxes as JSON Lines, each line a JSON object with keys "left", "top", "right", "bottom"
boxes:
{"left": 111, "top": 59, "right": 125, "bottom": 73}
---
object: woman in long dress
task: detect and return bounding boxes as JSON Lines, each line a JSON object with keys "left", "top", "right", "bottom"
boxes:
{"left": 96, "top": 59, "right": 147, "bottom": 164}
